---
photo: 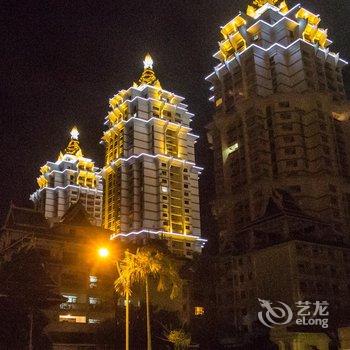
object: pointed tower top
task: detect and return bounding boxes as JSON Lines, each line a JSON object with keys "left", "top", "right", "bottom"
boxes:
{"left": 144, "top": 53, "right": 153, "bottom": 69}
{"left": 70, "top": 126, "right": 79, "bottom": 140}
{"left": 137, "top": 54, "right": 162, "bottom": 88}
{"left": 63, "top": 127, "right": 83, "bottom": 158}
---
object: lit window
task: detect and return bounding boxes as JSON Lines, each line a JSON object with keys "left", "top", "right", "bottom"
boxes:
{"left": 194, "top": 306, "right": 205, "bottom": 316}
{"left": 63, "top": 295, "right": 77, "bottom": 304}
{"left": 161, "top": 186, "right": 168, "bottom": 193}
{"left": 215, "top": 98, "right": 223, "bottom": 107}
{"left": 88, "top": 318, "right": 101, "bottom": 324}
{"left": 59, "top": 315, "right": 86, "bottom": 323}
{"left": 89, "top": 297, "right": 101, "bottom": 305}
{"left": 89, "top": 276, "right": 98, "bottom": 288}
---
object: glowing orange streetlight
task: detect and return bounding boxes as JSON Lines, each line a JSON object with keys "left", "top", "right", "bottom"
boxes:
{"left": 98, "top": 247, "right": 110, "bottom": 258}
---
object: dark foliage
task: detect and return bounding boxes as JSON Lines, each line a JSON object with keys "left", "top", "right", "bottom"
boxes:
{"left": 96, "top": 304, "right": 181, "bottom": 349}
{"left": 0, "top": 248, "right": 62, "bottom": 349}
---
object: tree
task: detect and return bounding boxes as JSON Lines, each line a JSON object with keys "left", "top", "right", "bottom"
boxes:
{"left": 167, "top": 329, "right": 191, "bottom": 350}
{"left": 115, "top": 247, "right": 181, "bottom": 350}
{"left": 0, "top": 248, "right": 63, "bottom": 349}
{"left": 133, "top": 248, "right": 181, "bottom": 350}
{"left": 114, "top": 250, "right": 135, "bottom": 350}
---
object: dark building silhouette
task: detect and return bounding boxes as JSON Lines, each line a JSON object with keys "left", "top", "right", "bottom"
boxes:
{"left": 205, "top": 0, "right": 350, "bottom": 348}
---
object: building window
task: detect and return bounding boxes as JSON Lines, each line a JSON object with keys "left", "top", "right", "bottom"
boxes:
{"left": 194, "top": 306, "right": 205, "bottom": 316}
{"left": 59, "top": 315, "right": 86, "bottom": 323}
{"left": 285, "top": 147, "right": 296, "bottom": 155}
{"left": 279, "top": 101, "right": 290, "bottom": 108}
{"left": 63, "top": 295, "right": 77, "bottom": 303}
{"left": 281, "top": 123, "right": 293, "bottom": 131}
{"left": 283, "top": 136, "right": 295, "bottom": 143}
{"left": 215, "top": 98, "right": 223, "bottom": 107}
{"left": 88, "top": 318, "right": 101, "bottom": 324}
{"left": 89, "top": 297, "right": 101, "bottom": 305}
{"left": 89, "top": 275, "right": 98, "bottom": 288}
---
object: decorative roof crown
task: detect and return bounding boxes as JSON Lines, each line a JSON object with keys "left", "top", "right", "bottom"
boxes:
{"left": 64, "top": 126, "right": 83, "bottom": 157}
{"left": 137, "top": 53, "right": 162, "bottom": 88}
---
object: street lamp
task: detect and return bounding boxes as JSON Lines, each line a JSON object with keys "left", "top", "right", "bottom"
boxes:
{"left": 97, "top": 246, "right": 129, "bottom": 350}
{"left": 98, "top": 247, "right": 109, "bottom": 258}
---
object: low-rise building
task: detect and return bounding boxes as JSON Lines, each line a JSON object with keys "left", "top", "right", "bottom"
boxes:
{"left": 0, "top": 203, "right": 114, "bottom": 349}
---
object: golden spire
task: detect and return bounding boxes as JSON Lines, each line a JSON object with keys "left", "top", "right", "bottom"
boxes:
{"left": 70, "top": 126, "right": 79, "bottom": 140}
{"left": 144, "top": 53, "right": 153, "bottom": 69}
{"left": 247, "top": 0, "right": 288, "bottom": 17}
{"left": 64, "top": 126, "right": 83, "bottom": 157}
{"left": 137, "top": 53, "right": 162, "bottom": 88}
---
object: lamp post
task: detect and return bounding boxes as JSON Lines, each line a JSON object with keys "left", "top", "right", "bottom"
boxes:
{"left": 98, "top": 247, "right": 130, "bottom": 350}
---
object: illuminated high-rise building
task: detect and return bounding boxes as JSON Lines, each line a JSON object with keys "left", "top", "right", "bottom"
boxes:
{"left": 206, "top": 0, "right": 350, "bottom": 251}
{"left": 30, "top": 127, "right": 103, "bottom": 225}
{"left": 205, "top": 0, "right": 350, "bottom": 347}
{"left": 102, "top": 55, "right": 205, "bottom": 257}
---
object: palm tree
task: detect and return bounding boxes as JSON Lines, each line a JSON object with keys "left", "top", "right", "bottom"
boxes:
{"left": 115, "top": 248, "right": 181, "bottom": 350}
{"left": 131, "top": 248, "right": 181, "bottom": 350}
{"left": 114, "top": 251, "right": 135, "bottom": 350}
{"left": 167, "top": 329, "right": 191, "bottom": 350}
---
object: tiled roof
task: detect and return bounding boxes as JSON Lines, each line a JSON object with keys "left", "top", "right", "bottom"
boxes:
{"left": 3, "top": 205, "right": 49, "bottom": 232}
{"left": 60, "top": 201, "right": 92, "bottom": 227}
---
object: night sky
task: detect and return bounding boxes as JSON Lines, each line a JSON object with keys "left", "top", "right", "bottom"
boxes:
{"left": 1, "top": 0, "right": 349, "bottom": 241}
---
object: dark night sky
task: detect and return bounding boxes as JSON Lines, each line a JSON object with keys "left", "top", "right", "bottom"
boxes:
{"left": 1, "top": 0, "right": 350, "bottom": 240}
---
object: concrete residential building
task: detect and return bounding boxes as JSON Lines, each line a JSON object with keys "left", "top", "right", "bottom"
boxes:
{"left": 206, "top": 0, "right": 350, "bottom": 251}
{"left": 30, "top": 127, "right": 103, "bottom": 226}
{"left": 102, "top": 54, "right": 205, "bottom": 257}
{"left": 205, "top": 0, "right": 350, "bottom": 348}
{"left": 0, "top": 203, "right": 114, "bottom": 349}
{"left": 216, "top": 192, "right": 350, "bottom": 327}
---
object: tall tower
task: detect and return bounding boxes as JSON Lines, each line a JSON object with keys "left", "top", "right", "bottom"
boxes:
{"left": 102, "top": 55, "right": 205, "bottom": 257}
{"left": 206, "top": 0, "right": 350, "bottom": 251}
{"left": 30, "top": 127, "right": 103, "bottom": 226}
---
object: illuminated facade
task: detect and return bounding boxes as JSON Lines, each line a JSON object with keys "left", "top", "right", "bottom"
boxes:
{"left": 206, "top": 0, "right": 350, "bottom": 251}
{"left": 102, "top": 55, "right": 204, "bottom": 257}
{"left": 30, "top": 127, "right": 103, "bottom": 226}
{"left": 206, "top": 0, "right": 350, "bottom": 347}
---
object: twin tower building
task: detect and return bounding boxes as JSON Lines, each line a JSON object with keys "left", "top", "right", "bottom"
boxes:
{"left": 30, "top": 0, "right": 350, "bottom": 259}
{"left": 30, "top": 54, "right": 205, "bottom": 257}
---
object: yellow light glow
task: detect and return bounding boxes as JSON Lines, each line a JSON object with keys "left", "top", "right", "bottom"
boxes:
{"left": 247, "top": 0, "right": 288, "bottom": 17}
{"left": 144, "top": 53, "right": 153, "bottom": 69}
{"left": 98, "top": 247, "right": 109, "bottom": 258}
{"left": 194, "top": 306, "right": 205, "bottom": 316}
{"left": 70, "top": 126, "right": 79, "bottom": 140}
